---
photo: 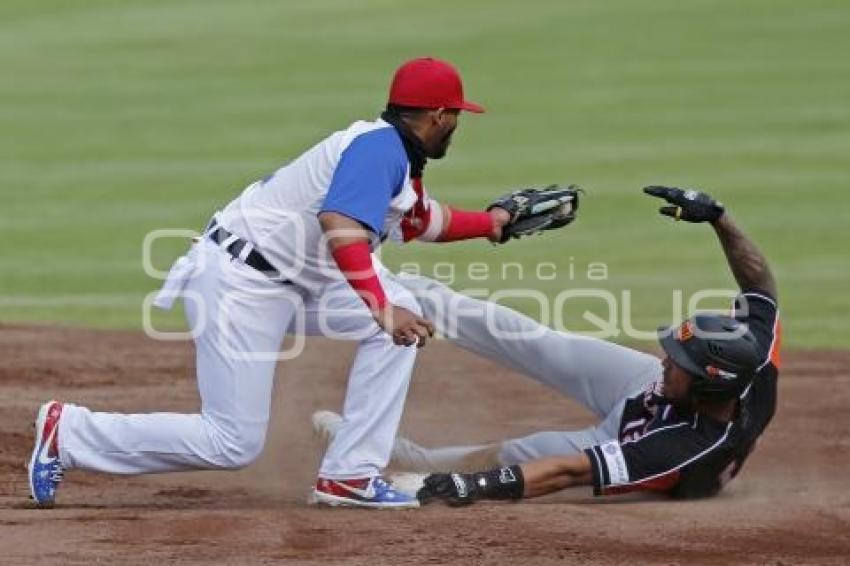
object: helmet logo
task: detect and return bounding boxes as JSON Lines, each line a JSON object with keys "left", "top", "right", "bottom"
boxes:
{"left": 676, "top": 320, "right": 695, "bottom": 342}
{"left": 705, "top": 365, "right": 737, "bottom": 381}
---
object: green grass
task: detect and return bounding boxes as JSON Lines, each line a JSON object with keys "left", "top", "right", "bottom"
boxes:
{"left": 2, "top": 0, "right": 848, "bottom": 348}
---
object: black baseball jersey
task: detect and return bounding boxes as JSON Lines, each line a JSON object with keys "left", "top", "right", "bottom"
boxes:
{"left": 584, "top": 290, "right": 781, "bottom": 499}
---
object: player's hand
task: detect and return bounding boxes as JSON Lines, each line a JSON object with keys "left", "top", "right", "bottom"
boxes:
{"left": 487, "top": 207, "right": 512, "bottom": 243}
{"left": 416, "top": 473, "right": 479, "bottom": 506}
{"left": 373, "top": 305, "right": 435, "bottom": 348}
{"left": 643, "top": 185, "right": 725, "bottom": 223}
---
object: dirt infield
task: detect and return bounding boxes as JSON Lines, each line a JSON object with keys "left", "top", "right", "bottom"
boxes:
{"left": 1, "top": 324, "right": 848, "bottom": 565}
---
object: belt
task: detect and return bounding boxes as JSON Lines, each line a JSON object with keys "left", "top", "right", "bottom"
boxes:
{"left": 206, "top": 220, "right": 284, "bottom": 281}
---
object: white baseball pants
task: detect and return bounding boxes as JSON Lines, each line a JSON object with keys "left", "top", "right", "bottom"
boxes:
{"left": 58, "top": 239, "right": 420, "bottom": 479}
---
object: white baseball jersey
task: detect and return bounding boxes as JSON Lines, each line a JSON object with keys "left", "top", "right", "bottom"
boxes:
{"left": 217, "top": 118, "right": 423, "bottom": 293}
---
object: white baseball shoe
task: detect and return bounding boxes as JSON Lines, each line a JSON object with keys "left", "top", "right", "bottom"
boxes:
{"left": 311, "top": 410, "right": 343, "bottom": 447}
{"left": 388, "top": 472, "right": 428, "bottom": 497}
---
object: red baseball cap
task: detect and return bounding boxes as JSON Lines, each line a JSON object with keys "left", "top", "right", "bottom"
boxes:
{"left": 388, "top": 57, "right": 485, "bottom": 113}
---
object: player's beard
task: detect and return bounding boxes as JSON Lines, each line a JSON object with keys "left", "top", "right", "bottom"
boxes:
{"left": 428, "top": 125, "right": 456, "bottom": 159}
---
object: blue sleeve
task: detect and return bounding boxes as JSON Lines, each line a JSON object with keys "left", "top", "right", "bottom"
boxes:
{"left": 320, "top": 127, "right": 407, "bottom": 235}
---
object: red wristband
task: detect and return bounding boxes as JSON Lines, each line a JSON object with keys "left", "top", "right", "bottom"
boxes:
{"left": 441, "top": 208, "right": 495, "bottom": 242}
{"left": 330, "top": 241, "right": 389, "bottom": 311}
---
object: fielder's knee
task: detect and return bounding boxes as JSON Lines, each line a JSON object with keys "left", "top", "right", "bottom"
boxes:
{"left": 206, "top": 422, "right": 267, "bottom": 470}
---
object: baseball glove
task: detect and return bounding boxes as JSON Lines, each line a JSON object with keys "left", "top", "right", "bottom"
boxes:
{"left": 488, "top": 184, "right": 582, "bottom": 244}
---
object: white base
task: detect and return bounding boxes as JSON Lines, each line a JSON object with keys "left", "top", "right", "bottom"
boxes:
{"left": 388, "top": 472, "right": 427, "bottom": 497}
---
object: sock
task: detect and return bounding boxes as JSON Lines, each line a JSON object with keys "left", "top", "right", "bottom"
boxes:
{"left": 392, "top": 438, "right": 497, "bottom": 472}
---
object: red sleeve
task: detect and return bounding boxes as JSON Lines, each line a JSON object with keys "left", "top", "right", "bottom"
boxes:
{"left": 330, "top": 241, "right": 388, "bottom": 311}
{"left": 400, "top": 177, "right": 494, "bottom": 242}
{"left": 440, "top": 207, "right": 495, "bottom": 242}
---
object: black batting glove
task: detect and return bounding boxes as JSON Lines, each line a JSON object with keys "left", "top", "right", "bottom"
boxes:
{"left": 417, "top": 466, "right": 525, "bottom": 506}
{"left": 416, "top": 473, "right": 480, "bottom": 506}
{"left": 643, "top": 185, "right": 725, "bottom": 223}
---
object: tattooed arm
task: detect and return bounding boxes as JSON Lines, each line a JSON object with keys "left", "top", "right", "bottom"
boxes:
{"left": 711, "top": 214, "right": 778, "bottom": 299}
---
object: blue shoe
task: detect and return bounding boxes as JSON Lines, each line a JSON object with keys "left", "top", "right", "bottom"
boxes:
{"left": 27, "top": 401, "right": 64, "bottom": 508}
{"left": 312, "top": 476, "right": 419, "bottom": 508}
